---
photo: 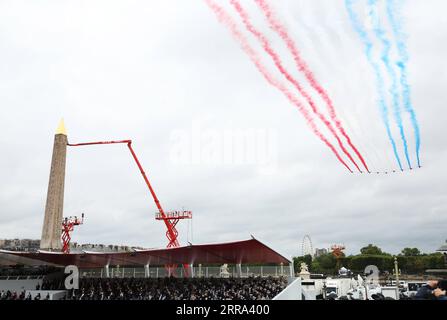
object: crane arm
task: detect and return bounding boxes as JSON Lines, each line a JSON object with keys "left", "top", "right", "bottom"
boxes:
{"left": 67, "top": 140, "right": 178, "bottom": 245}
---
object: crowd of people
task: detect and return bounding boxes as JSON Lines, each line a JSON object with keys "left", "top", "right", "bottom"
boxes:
{"left": 2, "top": 276, "right": 287, "bottom": 300}
{"left": 2, "top": 276, "right": 446, "bottom": 300}
{"left": 0, "top": 290, "right": 50, "bottom": 300}
{"left": 61, "top": 276, "right": 288, "bottom": 300}
{"left": 0, "top": 266, "right": 60, "bottom": 277}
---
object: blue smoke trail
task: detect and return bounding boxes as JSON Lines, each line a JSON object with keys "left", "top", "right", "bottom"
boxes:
{"left": 386, "top": 0, "right": 421, "bottom": 167}
{"left": 345, "top": 0, "right": 403, "bottom": 170}
{"left": 369, "top": 0, "right": 412, "bottom": 170}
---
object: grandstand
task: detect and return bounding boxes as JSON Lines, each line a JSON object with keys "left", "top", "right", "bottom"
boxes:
{"left": 0, "top": 237, "right": 300, "bottom": 300}
{"left": 0, "top": 123, "right": 303, "bottom": 301}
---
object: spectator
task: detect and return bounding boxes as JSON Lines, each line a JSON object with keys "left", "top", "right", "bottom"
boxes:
{"left": 415, "top": 280, "right": 446, "bottom": 300}
{"left": 37, "top": 276, "right": 288, "bottom": 300}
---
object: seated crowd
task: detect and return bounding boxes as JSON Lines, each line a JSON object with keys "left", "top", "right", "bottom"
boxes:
{"left": 62, "top": 276, "right": 288, "bottom": 300}
{"left": 3, "top": 276, "right": 444, "bottom": 300}
{"left": 1, "top": 276, "right": 287, "bottom": 300}
{"left": 0, "top": 290, "right": 51, "bottom": 300}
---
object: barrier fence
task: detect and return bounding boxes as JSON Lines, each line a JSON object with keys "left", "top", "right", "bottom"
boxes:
{"left": 79, "top": 265, "right": 291, "bottom": 279}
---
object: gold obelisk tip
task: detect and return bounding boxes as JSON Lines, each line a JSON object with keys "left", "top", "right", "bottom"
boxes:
{"left": 55, "top": 118, "right": 67, "bottom": 135}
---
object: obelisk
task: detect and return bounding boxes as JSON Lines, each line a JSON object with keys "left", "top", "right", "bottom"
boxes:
{"left": 40, "top": 119, "right": 67, "bottom": 250}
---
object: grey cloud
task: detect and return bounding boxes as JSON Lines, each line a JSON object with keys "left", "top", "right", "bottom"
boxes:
{"left": 0, "top": 0, "right": 446, "bottom": 259}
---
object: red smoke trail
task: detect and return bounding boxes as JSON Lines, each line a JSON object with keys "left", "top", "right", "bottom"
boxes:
{"left": 204, "top": 0, "right": 353, "bottom": 172}
{"left": 230, "top": 0, "right": 361, "bottom": 173}
{"left": 254, "top": 0, "right": 369, "bottom": 173}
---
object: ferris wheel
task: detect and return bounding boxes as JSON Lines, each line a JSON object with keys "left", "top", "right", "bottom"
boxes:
{"left": 301, "top": 235, "right": 314, "bottom": 258}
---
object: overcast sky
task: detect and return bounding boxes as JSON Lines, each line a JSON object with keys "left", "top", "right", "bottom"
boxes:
{"left": 0, "top": 0, "right": 446, "bottom": 258}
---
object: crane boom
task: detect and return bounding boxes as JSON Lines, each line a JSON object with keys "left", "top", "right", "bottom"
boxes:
{"left": 67, "top": 140, "right": 185, "bottom": 247}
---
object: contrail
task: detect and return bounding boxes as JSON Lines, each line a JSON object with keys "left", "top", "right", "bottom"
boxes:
{"left": 345, "top": 0, "right": 403, "bottom": 171}
{"left": 204, "top": 0, "right": 353, "bottom": 172}
{"left": 386, "top": 0, "right": 421, "bottom": 168}
{"left": 369, "top": 0, "right": 411, "bottom": 170}
{"left": 230, "top": 0, "right": 362, "bottom": 172}
{"left": 254, "top": 0, "right": 369, "bottom": 173}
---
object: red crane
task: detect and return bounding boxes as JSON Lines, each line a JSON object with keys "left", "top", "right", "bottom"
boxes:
{"left": 67, "top": 140, "right": 192, "bottom": 250}
{"left": 331, "top": 244, "right": 346, "bottom": 270}
{"left": 330, "top": 244, "right": 345, "bottom": 259}
{"left": 61, "top": 213, "right": 84, "bottom": 254}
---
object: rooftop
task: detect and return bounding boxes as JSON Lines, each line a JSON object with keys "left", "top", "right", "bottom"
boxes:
{"left": 0, "top": 238, "right": 290, "bottom": 268}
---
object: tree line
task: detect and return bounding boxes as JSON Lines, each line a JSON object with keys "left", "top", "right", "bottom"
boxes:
{"left": 294, "top": 244, "right": 445, "bottom": 275}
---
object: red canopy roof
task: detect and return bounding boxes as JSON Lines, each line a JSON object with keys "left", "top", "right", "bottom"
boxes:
{"left": 0, "top": 238, "right": 290, "bottom": 268}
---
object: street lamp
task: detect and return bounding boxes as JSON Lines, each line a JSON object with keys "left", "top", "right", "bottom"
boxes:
{"left": 393, "top": 257, "right": 401, "bottom": 288}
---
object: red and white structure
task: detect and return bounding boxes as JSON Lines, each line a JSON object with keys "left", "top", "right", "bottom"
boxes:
{"left": 61, "top": 214, "right": 84, "bottom": 254}
{"left": 67, "top": 140, "right": 192, "bottom": 251}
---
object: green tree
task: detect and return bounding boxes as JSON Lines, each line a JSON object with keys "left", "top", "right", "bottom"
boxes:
{"left": 360, "top": 244, "right": 384, "bottom": 255}
{"left": 314, "top": 253, "right": 336, "bottom": 272}
{"left": 340, "top": 256, "right": 352, "bottom": 269}
{"left": 401, "top": 248, "right": 421, "bottom": 256}
{"left": 407, "top": 257, "right": 425, "bottom": 273}
{"left": 303, "top": 254, "right": 313, "bottom": 267}
{"left": 319, "top": 254, "right": 335, "bottom": 269}
{"left": 311, "top": 260, "right": 321, "bottom": 273}
{"left": 292, "top": 254, "right": 312, "bottom": 273}
{"left": 349, "top": 255, "right": 393, "bottom": 272}
{"left": 424, "top": 253, "right": 445, "bottom": 269}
